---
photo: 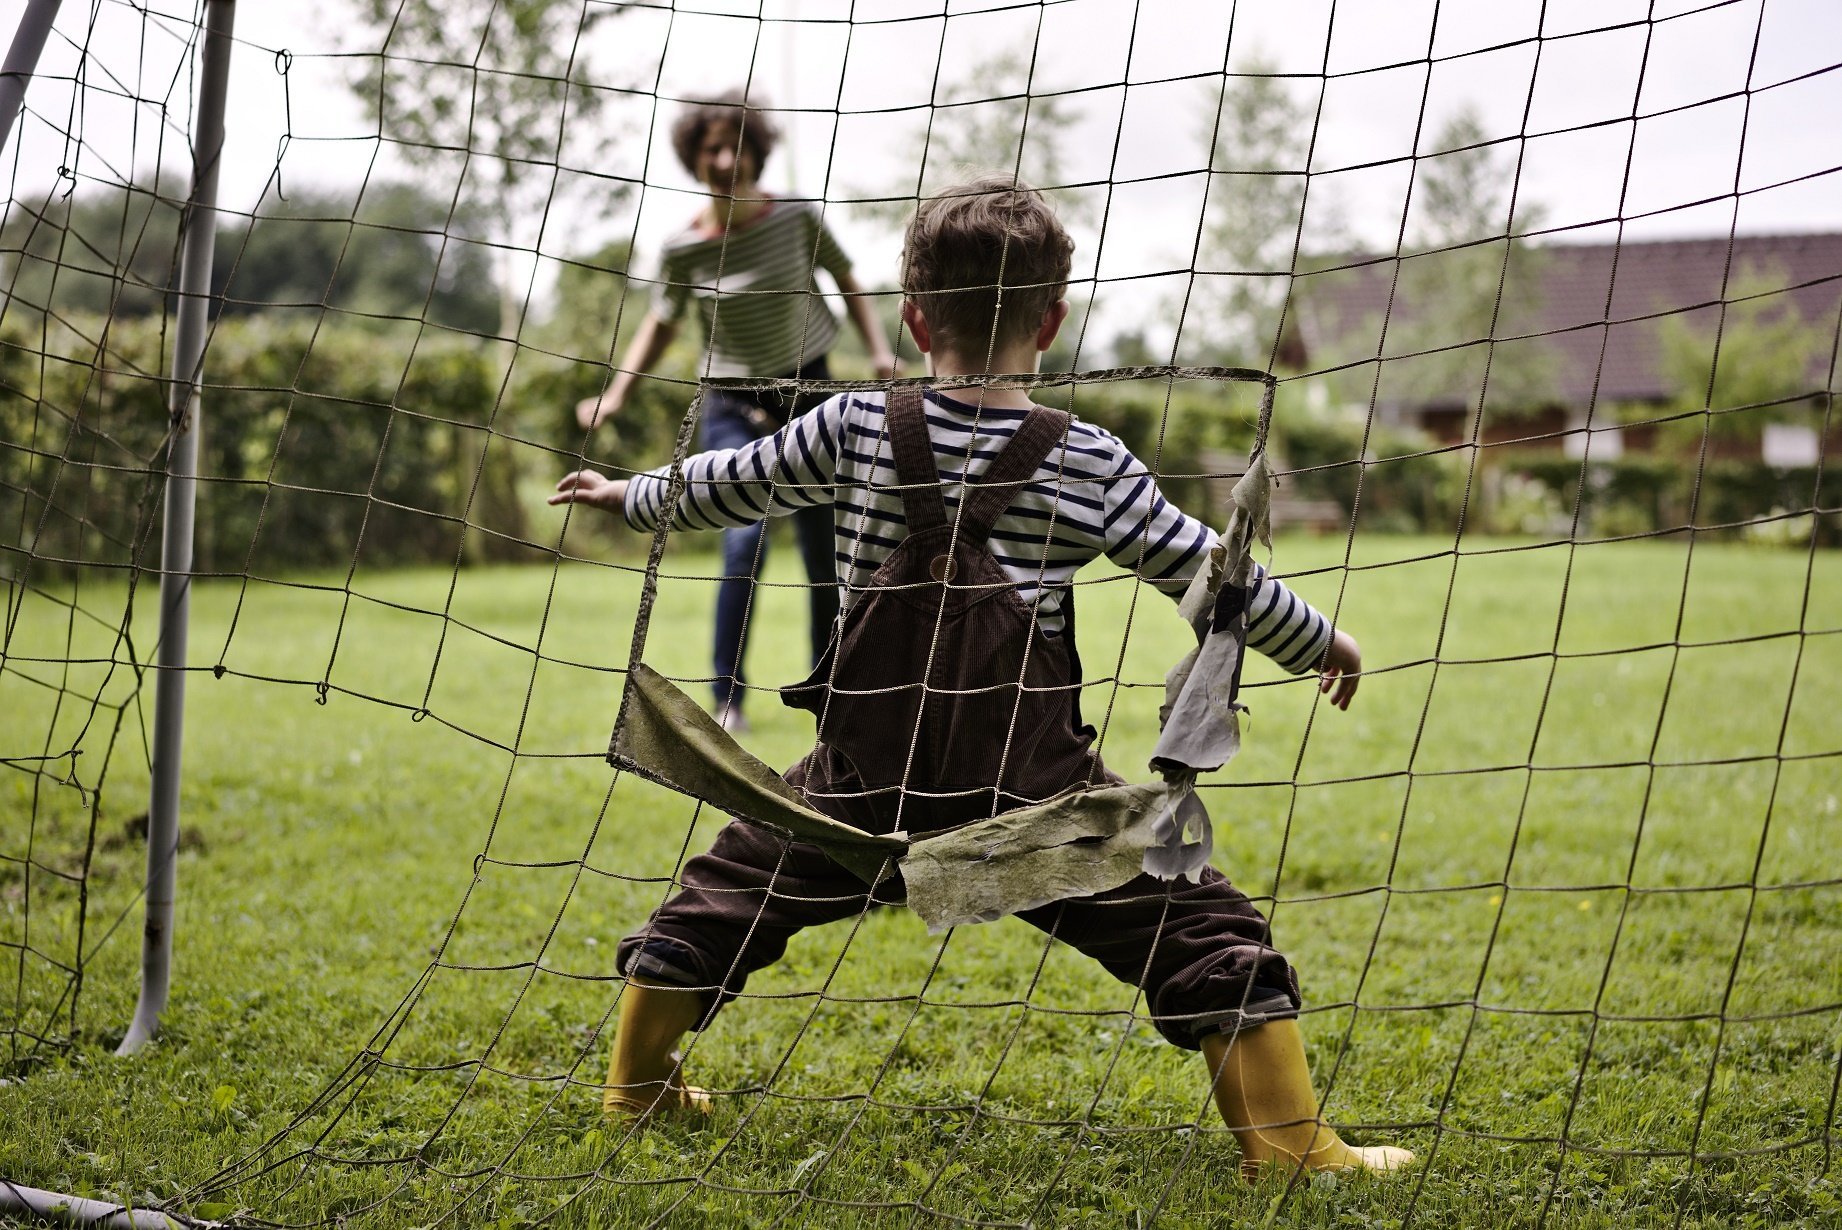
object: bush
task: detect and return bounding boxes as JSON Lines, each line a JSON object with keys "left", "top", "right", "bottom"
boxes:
{"left": 1053, "top": 387, "right": 1475, "bottom": 534}
{"left": 0, "top": 314, "right": 523, "bottom": 578}
{"left": 1504, "top": 452, "right": 1841, "bottom": 544}
{"left": 1511, "top": 453, "right": 1680, "bottom": 536}
{"left": 1700, "top": 460, "right": 1842, "bottom": 543}
{"left": 1268, "top": 413, "right": 1469, "bottom": 533}
{"left": 9, "top": 310, "right": 1826, "bottom": 575}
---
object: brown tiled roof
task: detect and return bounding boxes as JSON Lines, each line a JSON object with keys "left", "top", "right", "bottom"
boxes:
{"left": 1294, "top": 232, "right": 1842, "bottom": 408}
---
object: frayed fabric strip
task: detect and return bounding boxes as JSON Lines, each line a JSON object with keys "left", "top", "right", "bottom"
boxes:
{"left": 610, "top": 662, "right": 906, "bottom": 887}
{"left": 1142, "top": 776, "right": 1214, "bottom": 882}
{"left": 1152, "top": 452, "right": 1270, "bottom": 778}
{"left": 612, "top": 665, "right": 1217, "bottom": 931}
{"left": 900, "top": 780, "right": 1175, "bottom": 932}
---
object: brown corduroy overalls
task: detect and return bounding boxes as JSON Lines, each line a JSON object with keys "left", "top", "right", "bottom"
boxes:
{"left": 617, "top": 389, "right": 1301, "bottom": 1048}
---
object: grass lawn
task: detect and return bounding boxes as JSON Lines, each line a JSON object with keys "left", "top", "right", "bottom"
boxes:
{"left": 2, "top": 530, "right": 1839, "bottom": 1228}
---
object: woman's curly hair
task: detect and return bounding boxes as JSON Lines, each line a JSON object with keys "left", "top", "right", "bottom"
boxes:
{"left": 671, "top": 89, "right": 780, "bottom": 177}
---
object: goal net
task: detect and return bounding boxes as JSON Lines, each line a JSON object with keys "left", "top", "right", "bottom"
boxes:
{"left": 3, "top": 1, "right": 1838, "bottom": 1226}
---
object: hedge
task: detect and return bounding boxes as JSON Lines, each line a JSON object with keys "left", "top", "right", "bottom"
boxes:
{"left": 1508, "top": 451, "right": 1841, "bottom": 542}
{"left": 0, "top": 314, "right": 525, "bottom": 578}
{"left": 3, "top": 313, "right": 1830, "bottom": 584}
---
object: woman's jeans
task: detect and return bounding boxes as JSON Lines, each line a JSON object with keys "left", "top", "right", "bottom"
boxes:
{"left": 700, "top": 367, "right": 839, "bottom": 715}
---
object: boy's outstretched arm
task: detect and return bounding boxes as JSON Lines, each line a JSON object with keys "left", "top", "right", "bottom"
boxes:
{"left": 1317, "top": 628, "right": 1362, "bottom": 711}
{"left": 550, "top": 469, "right": 629, "bottom": 516}
{"left": 620, "top": 398, "right": 846, "bottom": 535}
{"left": 1087, "top": 431, "right": 1356, "bottom": 697}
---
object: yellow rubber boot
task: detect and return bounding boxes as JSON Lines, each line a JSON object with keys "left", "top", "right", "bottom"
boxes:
{"left": 1200, "top": 1019, "right": 1414, "bottom": 1182}
{"left": 602, "top": 977, "right": 714, "bottom": 1121}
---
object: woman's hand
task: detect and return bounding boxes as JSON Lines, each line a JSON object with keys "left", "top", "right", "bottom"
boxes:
{"left": 576, "top": 388, "right": 621, "bottom": 431}
{"left": 1318, "top": 629, "right": 1363, "bottom": 711}
{"left": 581, "top": 313, "right": 675, "bottom": 431}
{"left": 549, "top": 469, "right": 629, "bottom": 515}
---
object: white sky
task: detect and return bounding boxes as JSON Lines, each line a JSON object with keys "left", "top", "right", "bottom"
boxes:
{"left": 8, "top": 0, "right": 1841, "bottom": 350}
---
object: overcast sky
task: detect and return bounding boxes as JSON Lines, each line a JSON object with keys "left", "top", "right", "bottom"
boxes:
{"left": 8, "top": 0, "right": 1841, "bottom": 350}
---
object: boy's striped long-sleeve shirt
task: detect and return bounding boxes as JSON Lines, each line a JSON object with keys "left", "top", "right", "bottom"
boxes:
{"left": 623, "top": 388, "right": 1335, "bottom": 675}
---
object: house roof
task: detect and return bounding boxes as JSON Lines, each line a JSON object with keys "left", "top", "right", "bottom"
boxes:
{"left": 1293, "top": 231, "right": 1842, "bottom": 409}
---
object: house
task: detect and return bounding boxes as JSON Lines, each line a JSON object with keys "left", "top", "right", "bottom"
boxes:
{"left": 1289, "top": 231, "right": 1842, "bottom": 461}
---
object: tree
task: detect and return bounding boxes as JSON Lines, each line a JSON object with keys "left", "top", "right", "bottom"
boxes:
{"left": 840, "top": 52, "right": 1096, "bottom": 370}
{"left": 1186, "top": 59, "right": 1323, "bottom": 368}
{"left": 1108, "top": 329, "right": 1160, "bottom": 369}
{"left": 346, "top": 0, "right": 628, "bottom": 334}
{"left": 1656, "top": 261, "right": 1830, "bottom": 444}
{"left": 1, "top": 180, "right": 185, "bottom": 322}
{"left": 1383, "top": 107, "right": 1553, "bottom": 418}
{"left": 216, "top": 184, "right": 501, "bottom": 333}
{"left": 854, "top": 51, "right": 1092, "bottom": 231}
{"left": 2, "top": 180, "right": 503, "bottom": 333}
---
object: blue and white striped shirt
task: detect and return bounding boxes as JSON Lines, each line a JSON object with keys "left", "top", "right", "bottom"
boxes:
{"left": 624, "top": 389, "right": 1333, "bottom": 674}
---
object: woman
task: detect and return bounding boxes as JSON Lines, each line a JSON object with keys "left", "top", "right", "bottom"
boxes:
{"left": 578, "top": 90, "right": 897, "bottom": 732}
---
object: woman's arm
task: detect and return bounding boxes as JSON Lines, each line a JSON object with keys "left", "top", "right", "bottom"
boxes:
{"left": 577, "top": 309, "right": 680, "bottom": 430}
{"left": 833, "top": 268, "right": 898, "bottom": 380}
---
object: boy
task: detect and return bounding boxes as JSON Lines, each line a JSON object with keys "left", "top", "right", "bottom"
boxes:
{"left": 551, "top": 175, "right": 1412, "bottom": 1179}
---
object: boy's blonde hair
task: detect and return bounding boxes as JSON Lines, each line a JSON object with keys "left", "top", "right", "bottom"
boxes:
{"left": 901, "top": 174, "right": 1073, "bottom": 356}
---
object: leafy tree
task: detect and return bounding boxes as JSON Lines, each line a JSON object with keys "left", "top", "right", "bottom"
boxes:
{"left": 854, "top": 51, "right": 1092, "bottom": 230}
{"left": 833, "top": 51, "right": 1099, "bottom": 369}
{"left": 542, "top": 239, "right": 639, "bottom": 356}
{"left": 346, "top": 0, "right": 628, "bottom": 333}
{"left": 1383, "top": 107, "right": 1553, "bottom": 417}
{"left": 1, "top": 180, "right": 503, "bottom": 332}
{"left": 1187, "top": 59, "right": 1323, "bottom": 368}
{"left": 838, "top": 53, "right": 1092, "bottom": 370}
{"left": 1, "top": 180, "right": 185, "bottom": 321}
{"left": 1107, "top": 329, "right": 1160, "bottom": 369}
{"left": 216, "top": 183, "right": 501, "bottom": 332}
{"left": 1656, "top": 262, "right": 1831, "bottom": 444}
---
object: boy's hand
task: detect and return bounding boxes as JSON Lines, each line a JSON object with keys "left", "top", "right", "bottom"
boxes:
{"left": 1318, "top": 629, "right": 1362, "bottom": 711}
{"left": 549, "top": 469, "right": 629, "bottom": 515}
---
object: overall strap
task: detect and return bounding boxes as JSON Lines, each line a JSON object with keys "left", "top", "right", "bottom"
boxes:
{"left": 956, "top": 405, "right": 1072, "bottom": 543}
{"left": 884, "top": 386, "right": 948, "bottom": 532}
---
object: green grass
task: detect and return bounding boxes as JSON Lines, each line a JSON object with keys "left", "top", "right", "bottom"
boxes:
{"left": 2, "top": 532, "right": 1840, "bottom": 1228}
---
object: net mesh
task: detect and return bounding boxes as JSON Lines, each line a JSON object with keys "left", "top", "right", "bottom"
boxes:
{"left": 2, "top": 1, "right": 1839, "bottom": 1226}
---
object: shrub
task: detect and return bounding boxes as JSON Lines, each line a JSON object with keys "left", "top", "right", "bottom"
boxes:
{"left": 1504, "top": 452, "right": 1841, "bottom": 544}
{"left": 0, "top": 314, "right": 521, "bottom": 578}
{"left": 1699, "top": 460, "right": 1842, "bottom": 543}
{"left": 1268, "top": 413, "right": 1469, "bottom": 533}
